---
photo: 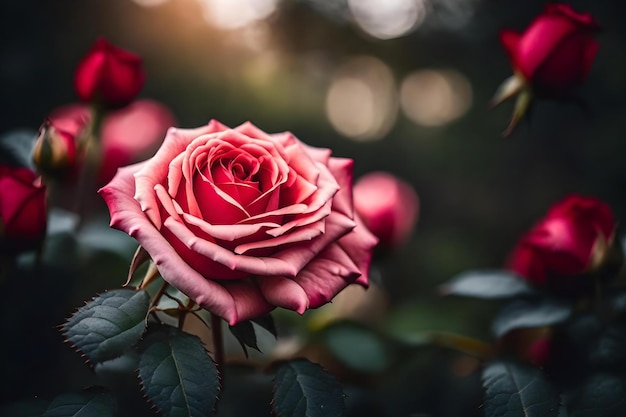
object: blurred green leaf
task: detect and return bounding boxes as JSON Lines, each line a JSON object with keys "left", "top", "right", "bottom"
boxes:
{"left": 42, "top": 387, "right": 115, "bottom": 417}
{"left": 138, "top": 324, "right": 219, "bottom": 417}
{"left": 62, "top": 289, "right": 150, "bottom": 363}
{"left": 439, "top": 270, "right": 534, "bottom": 299}
{"left": 321, "top": 321, "right": 391, "bottom": 373}
{"left": 568, "top": 374, "right": 626, "bottom": 417}
{"left": 385, "top": 300, "right": 490, "bottom": 345}
{"left": 492, "top": 298, "right": 572, "bottom": 338}
{"left": 482, "top": 361, "right": 560, "bottom": 417}
{"left": 273, "top": 359, "right": 344, "bottom": 417}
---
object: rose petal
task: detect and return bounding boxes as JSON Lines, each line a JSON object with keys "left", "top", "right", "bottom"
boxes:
{"left": 221, "top": 281, "right": 275, "bottom": 325}
{"left": 163, "top": 217, "right": 300, "bottom": 277}
{"left": 234, "top": 221, "right": 325, "bottom": 255}
{"left": 256, "top": 276, "right": 309, "bottom": 314}
{"left": 182, "top": 212, "right": 279, "bottom": 241}
{"left": 292, "top": 242, "right": 362, "bottom": 309}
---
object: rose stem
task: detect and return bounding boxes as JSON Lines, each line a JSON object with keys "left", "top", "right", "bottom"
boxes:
{"left": 73, "top": 104, "right": 105, "bottom": 230}
{"left": 148, "top": 281, "right": 169, "bottom": 323}
{"left": 177, "top": 299, "right": 195, "bottom": 330}
{"left": 211, "top": 313, "right": 225, "bottom": 373}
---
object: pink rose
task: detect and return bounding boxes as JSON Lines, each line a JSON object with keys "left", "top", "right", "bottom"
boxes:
{"left": 74, "top": 38, "right": 145, "bottom": 108}
{"left": 500, "top": 4, "right": 600, "bottom": 95}
{"left": 99, "top": 120, "right": 378, "bottom": 325}
{"left": 507, "top": 195, "right": 615, "bottom": 288}
{"left": 48, "top": 99, "right": 176, "bottom": 185}
{"left": 0, "top": 165, "right": 47, "bottom": 254}
{"left": 353, "top": 172, "right": 419, "bottom": 248}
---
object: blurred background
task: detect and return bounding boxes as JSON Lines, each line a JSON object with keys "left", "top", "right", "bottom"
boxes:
{"left": 2, "top": 0, "right": 626, "bottom": 415}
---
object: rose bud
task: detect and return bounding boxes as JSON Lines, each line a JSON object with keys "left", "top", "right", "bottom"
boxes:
{"left": 48, "top": 100, "right": 175, "bottom": 186}
{"left": 506, "top": 194, "right": 617, "bottom": 293}
{"left": 99, "top": 120, "right": 378, "bottom": 325}
{"left": 74, "top": 38, "right": 145, "bottom": 108}
{"left": 32, "top": 120, "right": 79, "bottom": 179}
{"left": 0, "top": 165, "right": 47, "bottom": 254}
{"left": 491, "top": 4, "right": 601, "bottom": 136}
{"left": 353, "top": 171, "right": 419, "bottom": 249}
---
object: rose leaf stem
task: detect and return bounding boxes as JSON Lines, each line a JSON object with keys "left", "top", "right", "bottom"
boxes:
{"left": 211, "top": 313, "right": 225, "bottom": 374}
{"left": 149, "top": 281, "right": 169, "bottom": 310}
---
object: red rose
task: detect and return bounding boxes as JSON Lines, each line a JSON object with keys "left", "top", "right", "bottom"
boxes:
{"left": 48, "top": 99, "right": 175, "bottom": 185}
{"left": 74, "top": 38, "right": 145, "bottom": 108}
{"left": 99, "top": 120, "right": 378, "bottom": 325}
{"left": 501, "top": 4, "right": 600, "bottom": 94}
{"left": 353, "top": 171, "right": 419, "bottom": 249}
{"left": 507, "top": 195, "right": 615, "bottom": 287}
{"left": 491, "top": 4, "right": 600, "bottom": 135}
{"left": 0, "top": 165, "right": 47, "bottom": 254}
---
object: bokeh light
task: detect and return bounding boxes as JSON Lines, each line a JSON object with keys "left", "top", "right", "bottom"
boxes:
{"left": 325, "top": 56, "right": 398, "bottom": 141}
{"left": 399, "top": 69, "right": 472, "bottom": 127}
{"left": 197, "top": 0, "right": 280, "bottom": 30}
{"left": 348, "top": 0, "right": 430, "bottom": 40}
{"left": 132, "top": 0, "right": 170, "bottom": 7}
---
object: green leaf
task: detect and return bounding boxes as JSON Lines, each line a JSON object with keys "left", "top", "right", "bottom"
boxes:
{"left": 273, "top": 359, "right": 344, "bottom": 417}
{"left": 42, "top": 387, "right": 116, "bottom": 417}
{"left": 63, "top": 289, "right": 150, "bottom": 364}
{"left": 138, "top": 324, "right": 219, "bottom": 417}
{"left": 439, "top": 270, "right": 534, "bottom": 299}
{"left": 229, "top": 320, "right": 260, "bottom": 357}
{"left": 568, "top": 374, "right": 626, "bottom": 417}
{"left": 492, "top": 298, "right": 572, "bottom": 338}
{"left": 322, "top": 321, "right": 391, "bottom": 373}
{"left": 482, "top": 361, "right": 560, "bottom": 417}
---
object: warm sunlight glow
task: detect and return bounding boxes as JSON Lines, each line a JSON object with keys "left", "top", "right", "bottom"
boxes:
{"left": 132, "top": 0, "right": 170, "bottom": 6}
{"left": 348, "top": 0, "right": 429, "bottom": 39}
{"left": 400, "top": 69, "right": 472, "bottom": 127}
{"left": 325, "top": 56, "right": 398, "bottom": 141}
{"left": 197, "top": 0, "right": 280, "bottom": 29}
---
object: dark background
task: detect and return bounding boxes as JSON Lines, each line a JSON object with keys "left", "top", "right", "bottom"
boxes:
{"left": 2, "top": 0, "right": 626, "bottom": 413}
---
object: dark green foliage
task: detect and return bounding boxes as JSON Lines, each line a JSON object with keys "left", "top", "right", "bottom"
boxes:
{"left": 273, "top": 359, "right": 344, "bottom": 417}
{"left": 138, "top": 324, "right": 219, "bottom": 417}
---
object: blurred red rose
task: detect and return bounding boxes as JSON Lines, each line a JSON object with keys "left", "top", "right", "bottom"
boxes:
{"left": 0, "top": 165, "right": 47, "bottom": 254}
{"left": 48, "top": 99, "right": 176, "bottom": 185}
{"left": 74, "top": 38, "right": 145, "bottom": 108}
{"left": 492, "top": 4, "right": 600, "bottom": 135}
{"left": 507, "top": 195, "right": 615, "bottom": 287}
{"left": 501, "top": 4, "right": 600, "bottom": 94}
{"left": 100, "top": 120, "right": 378, "bottom": 325}
{"left": 353, "top": 172, "right": 419, "bottom": 248}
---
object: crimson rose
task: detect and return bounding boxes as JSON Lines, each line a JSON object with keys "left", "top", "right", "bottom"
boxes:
{"left": 0, "top": 165, "right": 47, "bottom": 254}
{"left": 507, "top": 195, "right": 615, "bottom": 288}
{"left": 100, "top": 120, "right": 377, "bottom": 325}
{"left": 492, "top": 4, "right": 600, "bottom": 135}
{"left": 74, "top": 38, "right": 145, "bottom": 108}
